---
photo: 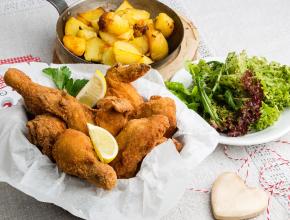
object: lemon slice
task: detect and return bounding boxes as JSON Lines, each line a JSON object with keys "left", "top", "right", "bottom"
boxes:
{"left": 76, "top": 70, "right": 107, "bottom": 107}
{"left": 87, "top": 123, "right": 118, "bottom": 163}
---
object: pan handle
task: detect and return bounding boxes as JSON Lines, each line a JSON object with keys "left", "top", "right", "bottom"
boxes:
{"left": 46, "top": 0, "right": 69, "bottom": 15}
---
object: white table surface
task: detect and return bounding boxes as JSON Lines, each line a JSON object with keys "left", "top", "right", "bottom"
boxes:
{"left": 0, "top": 0, "right": 290, "bottom": 219}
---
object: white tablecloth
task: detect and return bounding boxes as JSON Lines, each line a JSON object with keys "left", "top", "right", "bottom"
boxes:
{"left": 0, "top": 0, "right": 290, "bottom": 219}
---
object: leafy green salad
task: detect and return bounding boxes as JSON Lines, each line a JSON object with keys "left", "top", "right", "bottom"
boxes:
{"left": 166, "top": 51, "right": 290, "bottom": 136}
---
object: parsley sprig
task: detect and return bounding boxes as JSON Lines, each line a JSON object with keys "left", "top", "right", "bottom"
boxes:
{"left": 42, "top": 66, "right": 88, "bottom": 97}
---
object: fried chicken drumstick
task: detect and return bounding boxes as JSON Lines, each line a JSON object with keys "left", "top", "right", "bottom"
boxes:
{"left": 53, "top": 129, "right": 117, "bottom": 190}
{"left": 27, "top": 114, "right": 66, "bottom": 161}
{"left": 4, "top": 68, "right": 94, "bottom": 134}
{"left": 110, "top": 115, "right": 170, "bottom": 178}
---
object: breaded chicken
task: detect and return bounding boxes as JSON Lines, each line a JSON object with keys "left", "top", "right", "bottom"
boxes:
{"left": 4, "top": 68, "right": 95, "bottom": 134}
{"left": 133, "top": 96, "right": 177, "bottom": 137}
{"left": 27, "top": 114, "right": 66, "bottom": 161}
{"left": 52, "top": 129, "right": 117, "bottom": 190}
{"left": 110, "top": 115, "right": 170, "bottom": 178}
{"left": 105, "top": 63, "right": 150, "bottom": 109}
{"left": 95, "top": 96, "right": 133, "bottom": 136}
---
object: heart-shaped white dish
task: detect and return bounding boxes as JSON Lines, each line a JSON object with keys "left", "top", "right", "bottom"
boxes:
{"left": 211, "top": 172, "right": 268, "bottom": 220}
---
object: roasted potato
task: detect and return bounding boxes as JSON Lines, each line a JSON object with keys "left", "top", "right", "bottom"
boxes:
{"left": 76, "top": 29, "right": 97, "bottom": 40}
{"left": 99, "top": 31, "right": 118, "bottom": 46}
{"left": 63, "top": 0, "right": 175, "bottom": 65}
{"left": 113, "top": 41, "right": 142, "bottom": 64}
{"left": 117, "top": 8, "right": 150, "bottom": 26}
{"left": 76, "top": 15, "right": 90, "bottom": 26}
{"left": 65, "top": 17, "right": 94, "bottom": 36}
{"left": 130, "top": 36, "right": 149, "bottom": 54}
{"left": 63, "top": 35, "right": 86, "bottom": 56}
{"left": 78, "top": 7, "right": 105, "bottom": 24}
{"left": 133, "top": 19, "right": 154, "bottom": 37}
{"left": 102, "top": 47, "right": 117, "bottom": 66}
{"left": 147, "top": 29, "right": 169, "bottom": 61}
{"left": 139, "top": 55, "right": 153, "bottom": 64}
{"left": 99, "top": 12, "right": 130, "bottom": 35}
{"left": 116, "top": 0, "right": 133, "bottom": 12}
{"left": 155, "top": 13, "right": 174, "bottom": 38}
{"left": 118, "top": 29, "right": 134, "bottom": 41}
{"left": 90, "top": 20, "right": 98, "bottom": 30}
{"left": 84, "top": 37, "right": 106, "bottom": 62}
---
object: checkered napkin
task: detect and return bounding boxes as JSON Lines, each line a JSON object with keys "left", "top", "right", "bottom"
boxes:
{"left": 0, "top": 55, "right": 41, "bottom": 108}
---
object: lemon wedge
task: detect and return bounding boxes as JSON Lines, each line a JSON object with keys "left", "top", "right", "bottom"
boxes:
{"left": 76, "top": 70, "right": 107, "bottom": 107}
{"left": 87, "top": 123, "right": 118, "bottom": 163}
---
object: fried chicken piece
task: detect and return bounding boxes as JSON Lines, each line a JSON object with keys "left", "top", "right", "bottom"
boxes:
{"left": 52, "top": 129, "right": 117, "bottom": 190}
{"left": 133, "top": 96, "right": 177, "bottom": 137}
{"left": 172, "top": 138, "right": 183, "bottom": 152}
{"left": 105, "top": 63, "right": 150, "bottom": 109}
{"left": 27, "top": 114, "right": 66, "bottom": 161}
{"left": 110, "top": 115, "right": 170, "bottom": 178}
{"left": 4, "top": 68, "right": 94, "bottom": 134}
{"left": 95, "top": 96, "right": 133, "bottom": 136}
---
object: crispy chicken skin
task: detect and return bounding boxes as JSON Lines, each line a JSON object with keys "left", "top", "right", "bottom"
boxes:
{"left": 4, "top": 68, "right": 94, "bottom": 134}
{"left": 110, "top": 115, "right": 170, "bottom": 178}
{"left": 105, "top": 63, "right": 150, "bottom": 109}
{"left": 52, "top": 129, "right": 117, "bottom": 190}
{"left": 133, "top": 96, "right": 177, "bottom": 137}
{"left": 27, "top": 114, "right": 66, "bottom": 161}
{"left": 95, "top": 96, "right": 134, "bottom": 136}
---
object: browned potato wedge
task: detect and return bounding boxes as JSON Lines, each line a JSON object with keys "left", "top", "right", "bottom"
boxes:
{"left": 65, "top": 17, "right": 94, "bottom": 36}
{"left": 78, "top": 7, "right": 105, "bottom": 23}
{"left": 139, "top": 55, "right": 153, "bottom": 64}
{"left": 154, "top": 13, "right": 174, "bottom": 38}
{"left": 102, "top": 47, "right": 117, "bottom": 66}
{"left": 116, "top": 0, "right": 133, "bottom": 12}
{"left": 117, "top": 8, "right": 150, "bottom": 26}
{"left": 133, "top": 19, "right": 153, "bottom": 37}
{"left": 117, "top": 29, "right": 134, "bottom": 41}
{"left": 76, "top": 15, "right": 90, "bottom": 26}
{"left": 76, "top": 29, "right": 97, "bottom": 40}
{"left": 99, "top": 31, "right": 118, "bottom": 46}
{"left": 130, "top": 36, "right": 149, "bottom": 54}
{"left": 99, "top": 12, "right": 130, "bottom": 35}
{"left": 113, "top": 41, "right": 142, "bottom": 64}
{"left": 147, "top": 29, "right": 169, "bottom": 61}
{"left": 63, "top": 35, "right": 86, "bottom": 56}
{"left": 84, "top": 37, "right": 106, "bottom": 62}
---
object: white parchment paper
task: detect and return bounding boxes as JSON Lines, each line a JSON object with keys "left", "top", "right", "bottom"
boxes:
{"left": 0, "top": 63, "right": 218, "bottom": 220}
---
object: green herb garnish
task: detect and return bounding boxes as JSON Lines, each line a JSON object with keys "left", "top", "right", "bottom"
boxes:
{"left": 43, "top": 66, "right": 88, "bottom": 97}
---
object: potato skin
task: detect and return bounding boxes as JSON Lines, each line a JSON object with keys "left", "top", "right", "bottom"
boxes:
{"left": 154, "top": 13, "right": 174, "bottom": 38}
{"left": 98, "top": 12, "right": 130, "bottom": 35}
{"left": 147, "top": 29, "right": 169, "bottom": 61}
{"left": 63, "top": 35, "right": 86, "bottom": 56}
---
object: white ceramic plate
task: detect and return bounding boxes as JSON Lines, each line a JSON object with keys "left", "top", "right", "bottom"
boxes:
{"left": 171, "top": 57, "right": 290, "bottom": 146}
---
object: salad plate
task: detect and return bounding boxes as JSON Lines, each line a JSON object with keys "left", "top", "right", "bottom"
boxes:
{"left": 170, "top": 56, "right": 290, "bottom": 146}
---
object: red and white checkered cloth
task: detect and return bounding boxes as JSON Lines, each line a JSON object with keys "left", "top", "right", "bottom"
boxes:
{"left": 0, "top": 55, "right": 41, "bottom": 108}
{"left": 0, "top": 55, "right": 41, "bottom": 65}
